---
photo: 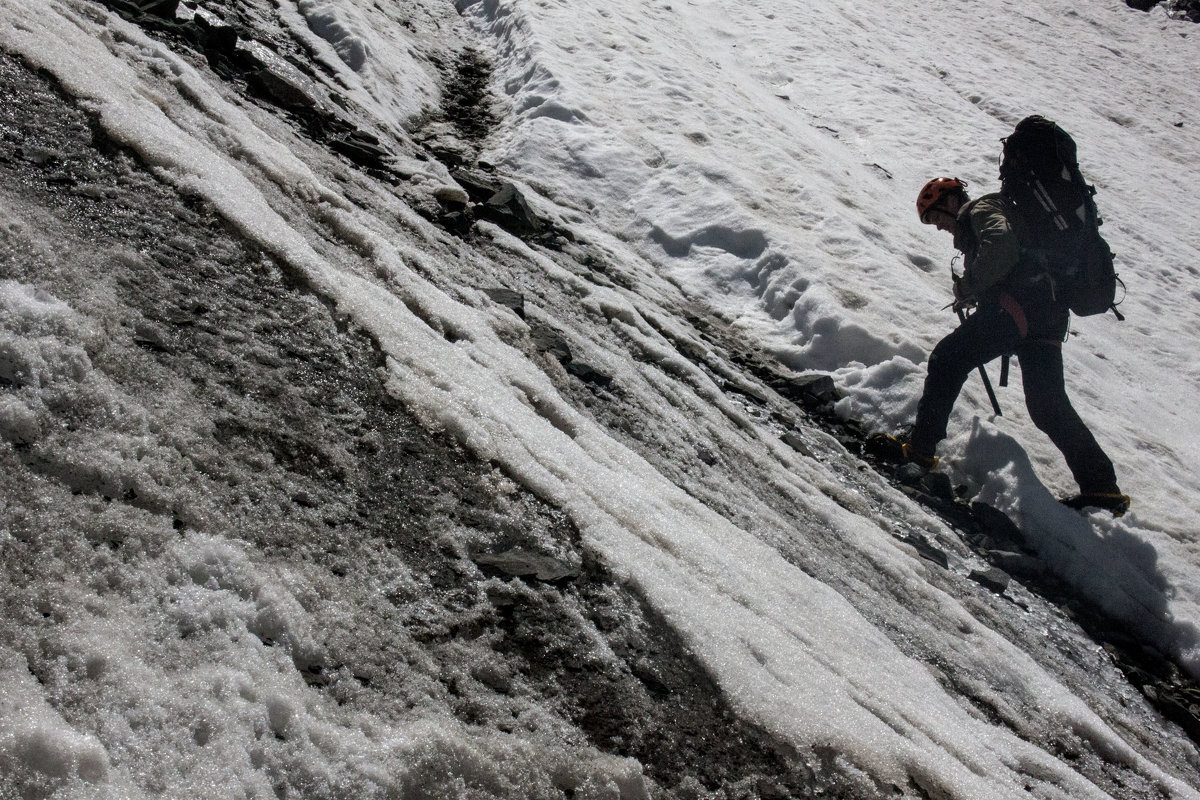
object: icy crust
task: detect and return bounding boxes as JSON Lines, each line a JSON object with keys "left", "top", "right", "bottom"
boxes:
{"left": 462, "top": 0, "right": 1200, "bottom": 672}
{"left": 278, "top": 0, "right": 441, "bottom": 128}
{"left": 456, "top": 0, "right": 935, "bottom": 374}
{"left": 0, "top": 145, "right": 656, "bottom": 798}
{"left": 959, "top": 423, "right": 1200, "bottom": 673}
{"left": 3, "top": 1, "right": 1200, "bottom": 799}
{"left": 0, "top": 514, "right": 644, "bottom": 798}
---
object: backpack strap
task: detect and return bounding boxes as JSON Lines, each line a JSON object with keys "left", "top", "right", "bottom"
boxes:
{"left": 1015, "top": 248, "right": 1064, "bottom": 303}
{"left": 998, "top": 291, "right": 1029, "bottom": 339}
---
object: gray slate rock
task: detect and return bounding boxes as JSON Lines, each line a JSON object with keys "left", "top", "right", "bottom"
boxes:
{"left": 329, "top": 130, "right": 391, "bottom": 170}
{"left": 565, "top": 360, "right": 613, "bottom": 387}
{"left": 899, "top": 534, "right": 948, "bottom": 569}
{"left": 472, "top": 549, "right": 580, "bottom": 582}
{"left": 483, "top": 287, "right": 525, "bottom": 318}
{"left": 771, "top": 372, "right": 839, "bottom": 408}
{"left": 451, "top": 170, "right": 503, "bottom": 204}
{"left": 971, "top": 501, "right": 1026, "bottom": 548}
{"left": 530, "top": 326, "right": 572, "bottom": 361}
{"left": 986, "top": 550, "right": 1046, "bottom": 577}
{"left": 248, "top": 68, "right": 315, "bottom": 110}
{"left": 969, "top": 567, "right": 1011, "bottom": 594}
{"left": 478, "top": 183, "right": 542, "bottom": 236}
{"left": 781, "top": 431, "right": 812, "bottom": 457}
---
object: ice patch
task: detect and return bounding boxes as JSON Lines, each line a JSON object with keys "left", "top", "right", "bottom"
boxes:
{"left": 172, "top": 535, "right": 324, "bottom": 669}
{"left": 297, "top": 1, "right": 370, "bottom": 72}
{"left": 650, "top": 224, "right": 768, "bottom": 260}
{"left": 961, "top": 422, "right": 1200, "bottom": 678}
{"left": 832, "top": 356, "right": 925, "bottom": 428}
{"left": 0, "top": 667, "right": 110, "bottom": 784}
{"left": 780, "top": 311, "right": 926, "bottom": 372}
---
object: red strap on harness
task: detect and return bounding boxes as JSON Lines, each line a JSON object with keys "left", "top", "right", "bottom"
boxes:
{"left": 999, "top": 291, "right": 1028, "bottom": 339}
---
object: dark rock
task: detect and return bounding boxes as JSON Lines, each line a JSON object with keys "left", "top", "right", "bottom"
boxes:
{"left": 1148, "top": 686, "right": 1200, "bottom": 740}
{"left": 565, "top": 360, "right": 613, "bottom": 387}
{"left": 101, "top": 0, "right": 179, "bottom": 19}
{"left": 472, "top": 549, "right": 580, "bottom": 582}
{"left": 101, "top": 0, "right": 145, "bottom": 19}
{"left": 329, "top": 130, "right": 391, "bottom": 170}
{"left": 781, "top": 431, "right": 811, "bottom": 456}
{"left": 193, "top": 15, "right": 239, "bottom": 55}
{"left": 773, "top": 373, "right": 838, "bottom": 407}
{"left": 141, "top": 0, "right": 180, "bottom": 19}
{"left": 986, "top": 550, "right": 1045, "bottom": 577}
{"left": 530, "top": 326, "right": 572, "bottom": 361}
{"left": 247, "top": 68, "right": 315, "bottom": 110}
{"left": 1175, "top": 0, "right": 1200, "bottom": 21}
{"left": 918, "top": 471, "right": 955, "bottom": 502}
{"left": 483, "top": 288, "right": 525, "bottom": 318}
{"left": 971, "top": 502, "right": 1026, "bottom": 548}
{"left": 132, "top": 322, "right": 171, "bottom": 353}
{"left": 477, "top": 182, "right": 543, "bottom": 236}
{"left": 895, "top": 462, "right": 928, "bottom": 486}
{"left": 437, "top": 210, "right": 472, "bottom": 236}
{"left": 899, "top": 534, "right": 948, "bottom": 569}
{"left": 631, "top": 657, "right": 672, "bottom": 697}
{"left": 1125, "top": 0, "right": 1161, "bottom": 10}
{"left": 450, "top": 170, "right": 502, "bottom": 204}
{"left": 969, "top": 567, "right": 1010, "bottom": 594}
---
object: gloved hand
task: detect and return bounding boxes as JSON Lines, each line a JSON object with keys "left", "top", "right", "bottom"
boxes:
{"left": 951, "top": 274, "right": 976, "bottom": 312}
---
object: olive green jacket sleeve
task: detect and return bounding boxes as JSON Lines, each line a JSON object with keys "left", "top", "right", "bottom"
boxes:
{"left": 954, "top": 195, "right": 1021, "bottom": 299}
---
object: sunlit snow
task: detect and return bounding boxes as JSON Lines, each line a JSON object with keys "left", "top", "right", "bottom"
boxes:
{"left": 1, "top": 0, "right": 1199, "bottom": 797}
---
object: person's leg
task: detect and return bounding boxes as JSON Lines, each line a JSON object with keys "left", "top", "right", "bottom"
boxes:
{"left": 911, "top": 306, "right": 1017, "bottom": 456}
{"left": 1019, "top": 342, "right": 1119, "bottom": 493}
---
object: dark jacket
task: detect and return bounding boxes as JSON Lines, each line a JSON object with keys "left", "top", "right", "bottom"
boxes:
{"left": 953, "top": 193, "right": 1068, "bottom": 340}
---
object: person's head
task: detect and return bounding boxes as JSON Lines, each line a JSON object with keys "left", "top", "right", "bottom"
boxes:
{"left": 917, "top": 177, "right": 969, "bottom": 234}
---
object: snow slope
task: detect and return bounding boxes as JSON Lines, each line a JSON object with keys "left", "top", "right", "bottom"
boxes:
{"left": 461, "top": 0, "right": 1200, "bottom": 672}
{"left": 1, "top": 0, "right": 1199, "bottom": 797}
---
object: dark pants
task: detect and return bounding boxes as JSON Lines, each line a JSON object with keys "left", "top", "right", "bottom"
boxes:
{"left": 911, "top": 303, "right": 1118, "bottom": 493}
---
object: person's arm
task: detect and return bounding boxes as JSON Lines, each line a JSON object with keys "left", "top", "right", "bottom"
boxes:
{"left": 961, "top": 197, "right": 1021, "bottom": 298}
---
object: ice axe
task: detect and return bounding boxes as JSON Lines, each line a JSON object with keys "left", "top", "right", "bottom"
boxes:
{"left": 955, "top": 305, "right": 1003, "bottom": 417}
{"left": 948, "top": 271, "right": 1002, "bottom": 417}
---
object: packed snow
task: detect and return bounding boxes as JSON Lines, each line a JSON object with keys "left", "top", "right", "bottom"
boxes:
{"left": 459, "top": 0, "right": 1200, "bottom": 671}
{"left": 1, "top": 0, "right": 1199, "bottom": 798}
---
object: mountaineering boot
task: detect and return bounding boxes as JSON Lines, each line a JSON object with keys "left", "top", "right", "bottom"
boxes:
{"left": 1061, "top": 492, "right": 1131, "bottom": 518}
{"left": 865, "top": 434, "right": 939, "bottom": 479}
{"left": 865, "top": 433, "right": 939, "bottom": 468}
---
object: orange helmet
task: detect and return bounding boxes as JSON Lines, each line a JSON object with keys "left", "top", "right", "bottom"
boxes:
{"left": 917, "top": 177, "right": 968, "bottom": 224}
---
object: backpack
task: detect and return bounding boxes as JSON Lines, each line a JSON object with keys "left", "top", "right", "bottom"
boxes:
{"left": 998, "top": 115, "right": 1124, "bottom": 319}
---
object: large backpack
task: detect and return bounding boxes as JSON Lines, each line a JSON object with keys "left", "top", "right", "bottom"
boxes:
{"left": 999, "top": 115, "right": 1124, "bottom": 319}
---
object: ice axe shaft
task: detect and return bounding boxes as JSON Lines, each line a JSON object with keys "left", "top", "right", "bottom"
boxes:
{"left": 956, "top": 307, "right": 1003, "bottom": 416}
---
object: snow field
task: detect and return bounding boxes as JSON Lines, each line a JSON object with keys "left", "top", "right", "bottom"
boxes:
{"left": 0, "top": 489, "right": 646, "bottom": 797}
{"left": 3, "top": 0, "right": 1200, "bottom": 797}
{"left": 0, "top": 180, "right": 649, "bottom": 795}
{"left": 460, "top": 0, "right": 1200, "bottom": 671}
